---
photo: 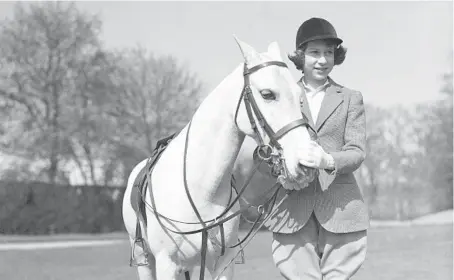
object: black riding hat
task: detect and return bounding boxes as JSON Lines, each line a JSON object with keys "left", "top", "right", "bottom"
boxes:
{"left": 295, "top": 17, "right": 343, "bottom": 49}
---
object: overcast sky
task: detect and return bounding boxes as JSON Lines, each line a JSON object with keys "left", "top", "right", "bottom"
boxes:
{"left": 0, "top": 1, "right": 452, "bottom": 108}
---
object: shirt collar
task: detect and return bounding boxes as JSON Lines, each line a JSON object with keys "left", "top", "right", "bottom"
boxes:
{"left": 300, "top": 76, "right": 331, "bottom": 94}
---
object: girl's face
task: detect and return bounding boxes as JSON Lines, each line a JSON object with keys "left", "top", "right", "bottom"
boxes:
{"left": 303, "top": 40, "right": 335, "bottom": 82}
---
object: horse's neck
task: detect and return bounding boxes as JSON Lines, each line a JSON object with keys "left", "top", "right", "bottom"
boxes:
{"left": 184, "top": 64, "right": 245, "bottom": 200}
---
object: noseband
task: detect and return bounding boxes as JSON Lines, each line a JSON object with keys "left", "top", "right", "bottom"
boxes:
{"left": 235, "top": 61, "right": 311, "bottom": 177}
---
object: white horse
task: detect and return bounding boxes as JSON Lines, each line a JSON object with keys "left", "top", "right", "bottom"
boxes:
{"left": 122, "top": 37, "right": 316, "bottom": 280}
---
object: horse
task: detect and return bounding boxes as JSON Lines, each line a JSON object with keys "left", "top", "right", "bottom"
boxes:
{"left": 122, "top": 37, "right": 317, "bottom": 280}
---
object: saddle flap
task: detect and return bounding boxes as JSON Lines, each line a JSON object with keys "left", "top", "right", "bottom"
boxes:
{"left": 130, "top": 132, "right": 177, "bottom": 224}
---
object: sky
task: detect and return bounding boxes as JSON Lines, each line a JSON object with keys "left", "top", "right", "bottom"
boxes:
{"left": 0, "top": 1, "right": 452, "bottom": 109}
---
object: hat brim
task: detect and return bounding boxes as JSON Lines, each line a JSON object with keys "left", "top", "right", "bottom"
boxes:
{"left": 297, "top": 35, "right": 343, "bottom": 49}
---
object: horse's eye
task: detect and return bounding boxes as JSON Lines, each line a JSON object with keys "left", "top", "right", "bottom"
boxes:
{"left": 260, "top": 89, "right": 276, "bottom": 100}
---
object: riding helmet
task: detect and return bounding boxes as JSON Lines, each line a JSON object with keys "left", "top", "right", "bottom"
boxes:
{"left": 295, "top": 17, "right": 343, "bottom": 49}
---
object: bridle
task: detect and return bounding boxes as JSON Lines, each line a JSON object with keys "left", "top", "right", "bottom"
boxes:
{"left": 234, "top": 61, "right": 311, "bottom": 179}
{"left": 133, "top": 60, "right": 313, "bottom": 280}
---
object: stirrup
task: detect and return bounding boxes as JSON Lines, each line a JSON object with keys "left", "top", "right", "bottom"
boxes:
{"left": 235, "top": 248, "right": 245, "bottom": 264}
{"left": 129, "top": 238, "right": 149, "bottom": 267}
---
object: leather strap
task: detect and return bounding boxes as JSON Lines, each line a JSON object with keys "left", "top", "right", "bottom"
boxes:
{"left": 274, "top": 117, "right": 310, "bottom": 140}
{"left": 243, "top": 61, "right": 288, "bottom": 76}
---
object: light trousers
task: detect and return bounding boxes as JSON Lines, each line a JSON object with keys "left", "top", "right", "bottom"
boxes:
{"left": 271, "top": 213, "right": 367, "bottom": 280}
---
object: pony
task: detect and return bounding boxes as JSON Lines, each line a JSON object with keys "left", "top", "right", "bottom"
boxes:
{"left": 122, "top": 37, "right": 316, "bottom": 280}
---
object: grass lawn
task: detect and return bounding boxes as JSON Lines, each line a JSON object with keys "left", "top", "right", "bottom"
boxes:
{"left": 0, "top": 224, "right": 451, "bottom": 280}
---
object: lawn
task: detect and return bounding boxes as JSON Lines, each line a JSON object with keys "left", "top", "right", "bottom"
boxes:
{"left": 0, "top": 224, "right": 451, "bottom": 280}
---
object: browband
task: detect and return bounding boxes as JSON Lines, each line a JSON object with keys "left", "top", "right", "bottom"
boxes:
{"left": 243, "top": 61, "right": 288, "bottom": 76}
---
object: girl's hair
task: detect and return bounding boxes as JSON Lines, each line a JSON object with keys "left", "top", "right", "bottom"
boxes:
{"left": 288, "top": 41, "right": 347, "bottom": 71}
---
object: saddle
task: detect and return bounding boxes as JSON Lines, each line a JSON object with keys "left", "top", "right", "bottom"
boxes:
{"left": 129, "top": 132, "right": 176, "bottom": 266}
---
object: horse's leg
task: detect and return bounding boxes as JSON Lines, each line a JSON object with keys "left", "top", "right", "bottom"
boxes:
{"left": 136, "top": 253, "right": 157, "bottom": 280}
{"left": 154, "top": 252, "right": 183, "bottom": 280}
{"left": 215, "top": 266, "right": 234, "bottom": 280}
{"left": 211, "top": 248, "right": 236, "bottom": 280}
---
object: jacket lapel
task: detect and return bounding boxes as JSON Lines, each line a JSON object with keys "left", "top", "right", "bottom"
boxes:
{"left": 315, "top": 83, "right": 343, "bottom": 132}
{"left": 297, "top": 81, "right": 316, "bottom": 130}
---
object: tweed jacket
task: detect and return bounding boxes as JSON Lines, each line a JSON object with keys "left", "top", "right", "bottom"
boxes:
{"left": 264, "top": 77, "right": 369, "bottom": 234}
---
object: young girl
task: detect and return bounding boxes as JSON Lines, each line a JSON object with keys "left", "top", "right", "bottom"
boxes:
{"left": 267, "top": 17, "right": 368, "bottom": 279}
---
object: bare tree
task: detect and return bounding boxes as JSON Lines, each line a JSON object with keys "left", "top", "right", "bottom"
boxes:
{"left": 356, "top": 105, "right": 389, "bottom": 210}
{"left": 0, "top": 2, "right": 104, "bottom": 184}
{"left": 0, "top": 3, "right": 204, "bottom": 186}
{"left": 414, "top": 70, "right": 453, "bottom": 211}
{"left": 93, "top": 47, "right": 204, "bottom": 185}
{"left": 358, "top": 103, "right": 437, "bottom": 219}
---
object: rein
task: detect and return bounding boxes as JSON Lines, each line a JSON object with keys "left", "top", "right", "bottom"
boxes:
{"left": 133, "top": 60, "right": 311, "bottom": 280}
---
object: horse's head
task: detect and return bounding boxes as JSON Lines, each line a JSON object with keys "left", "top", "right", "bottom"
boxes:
{"left": 233, "top": 37, "right": 316, "bottom": 187}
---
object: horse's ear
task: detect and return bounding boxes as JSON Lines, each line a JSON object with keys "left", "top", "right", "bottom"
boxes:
{"left": 233, "top": 35, "right": 260, "bottom": 65}
{"left": 267, "top": 41, "right": 282, "bottom": 60}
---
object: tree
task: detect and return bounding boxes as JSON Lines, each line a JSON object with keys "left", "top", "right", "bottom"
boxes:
{"left": 356, "top": 105, "right": 390, "bottom": 212}
{"left": 414, "top": 70, "right": 453, "bottom": 211}
{"left": 357, "top": 104, "right": 426, "bottom": 219}
{"left": 99, "top": 47, "right": 204, "bottom": 183}
{"left": 0, "top": 2, "right": 205, "bottom": 186}
{"left": 0, "top": 2, "right": 105, "bottom": 184}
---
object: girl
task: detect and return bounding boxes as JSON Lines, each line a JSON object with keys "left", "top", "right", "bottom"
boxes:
{"left": 268, "top": 17, "right": 368, "bottom": 280}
